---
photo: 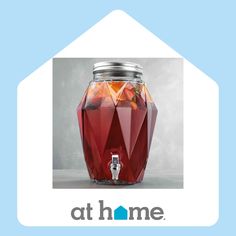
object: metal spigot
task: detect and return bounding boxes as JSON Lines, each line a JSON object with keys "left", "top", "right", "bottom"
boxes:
{"left": 110, "top": 154, "right": 121, "bottom": 181}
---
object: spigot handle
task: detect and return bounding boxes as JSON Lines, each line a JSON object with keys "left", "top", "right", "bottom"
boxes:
{"left": 110, "top": 154, "right": 121, "bottom": 181}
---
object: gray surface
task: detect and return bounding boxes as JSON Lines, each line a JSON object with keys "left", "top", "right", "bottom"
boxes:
{"left": 53, "top": 58, "right": 183, "bottom": 188}
{"left": 53, "top": 169, "right": 183, "bottom": 189}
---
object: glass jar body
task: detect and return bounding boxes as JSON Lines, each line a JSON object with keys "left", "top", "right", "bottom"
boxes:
{"left": 77, "top": 75, "right": 157, "bottom": 184}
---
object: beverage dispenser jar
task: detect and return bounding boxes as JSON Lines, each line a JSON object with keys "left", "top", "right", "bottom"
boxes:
{"left": 77, "top": 62, "right": 157, "bottom": 184}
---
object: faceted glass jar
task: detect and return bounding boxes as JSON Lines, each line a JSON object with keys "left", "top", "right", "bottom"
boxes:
{"left": 77, "top": 62, "right": 157, "bottom": 184}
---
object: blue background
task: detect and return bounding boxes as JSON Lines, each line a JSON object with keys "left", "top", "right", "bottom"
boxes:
{"left": 0, "top": 0, "right": 235, "bottom": 235}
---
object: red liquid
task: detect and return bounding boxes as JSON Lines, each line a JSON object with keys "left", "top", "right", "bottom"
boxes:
{"left": 77, "top": 81, "right": 157, "bottom": 184}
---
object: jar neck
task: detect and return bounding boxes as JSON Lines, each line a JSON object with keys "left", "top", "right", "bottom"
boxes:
{"left": 93, "top": 71, "right": 143, "bottom": 82}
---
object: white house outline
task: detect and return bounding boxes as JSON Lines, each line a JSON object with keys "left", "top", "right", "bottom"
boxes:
{"left": 17, "top": 10, "right": 219, "bottom": 227}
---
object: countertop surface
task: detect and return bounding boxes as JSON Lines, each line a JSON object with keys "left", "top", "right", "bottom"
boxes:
{"left": 53, "top": 169, "right": 183, "bottom": 189}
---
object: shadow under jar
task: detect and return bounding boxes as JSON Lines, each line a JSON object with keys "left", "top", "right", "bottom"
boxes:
{"left": 77, "top": 61, "right": 157, "bottom": 185}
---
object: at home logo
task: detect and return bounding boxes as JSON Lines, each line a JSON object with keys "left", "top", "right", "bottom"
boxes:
{"left": 71, "top": 200, "right": 165, "bottom": 221}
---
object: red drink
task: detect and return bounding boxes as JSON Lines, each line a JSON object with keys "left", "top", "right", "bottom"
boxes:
{"left": 77, "top": 62, "right": 157, "bottom": 184}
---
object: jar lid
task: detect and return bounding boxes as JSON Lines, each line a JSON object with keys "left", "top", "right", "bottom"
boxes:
{"left": 93, "top": 61, "right": 143, "bottom": 75}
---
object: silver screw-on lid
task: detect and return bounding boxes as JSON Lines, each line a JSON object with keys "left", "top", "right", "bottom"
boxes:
{"left": 93, "top": 61, "right": 143, "bottom": 75}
